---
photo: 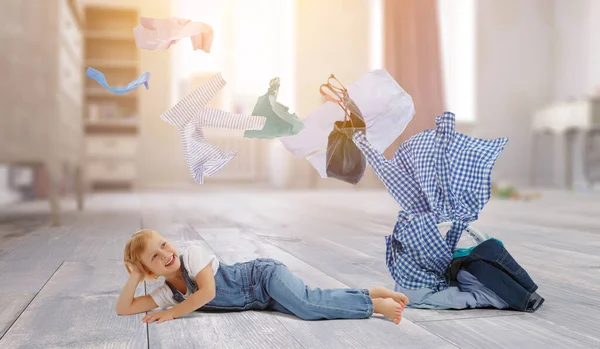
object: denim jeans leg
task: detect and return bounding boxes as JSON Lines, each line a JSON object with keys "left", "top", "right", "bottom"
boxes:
{"left": 465, "top": 260, "right": 531, "bottom": 311}
{"left": 265, "top": 264, "right": 374, "bottom": 320}
{"left": 495, "top": 249, "right": 538, "bottom": 293}
{"left": 468, "top": 239, "right": 538, "bottom": 293}
{"left": 395, "top": 282, "right": 471, "bottom": 309}
{"left": 269, "top": 300, "right": 294, "bottom": 315}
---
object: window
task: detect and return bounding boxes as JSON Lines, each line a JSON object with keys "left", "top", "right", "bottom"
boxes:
{"left": 369, "top": 0, "right": 384, "bottom": 70}
{"left": 437, "top": 0, "right": 476, "bottom": 122}
{"left": 369, "top": 0, "right": 476, "bottom": 122}
{"left": 173, "top": 0, "right": 295, "bottom": 112}
{"left": 172, "top": 0, "right": 225, "bottom": 77}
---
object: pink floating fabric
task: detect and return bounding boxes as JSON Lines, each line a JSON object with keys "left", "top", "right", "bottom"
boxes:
{"left": 133, "top": 17, "right": 214, "bottom": 52}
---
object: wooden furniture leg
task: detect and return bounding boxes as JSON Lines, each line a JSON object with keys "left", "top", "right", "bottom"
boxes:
{"left": 586, "top": 128, "right": 600, "bottom": 187}
{"left": 75, "top": 164, "right": 84, "bottom": 211}
{"left": 47, "top": 162, "right": 61, "bottom": 227}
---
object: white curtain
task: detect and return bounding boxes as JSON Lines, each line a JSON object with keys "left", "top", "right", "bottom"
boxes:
{"left": 437, "top": 0, "right": 476, "bottom": 123}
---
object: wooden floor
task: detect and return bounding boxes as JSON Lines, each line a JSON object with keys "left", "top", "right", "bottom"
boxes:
{"left": 0, "top": 188, "right": 599, "bottom": 349}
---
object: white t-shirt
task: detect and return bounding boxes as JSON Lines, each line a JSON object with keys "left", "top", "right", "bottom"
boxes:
{"left": 149, "top": 245, "right": 220, "bottom": 309}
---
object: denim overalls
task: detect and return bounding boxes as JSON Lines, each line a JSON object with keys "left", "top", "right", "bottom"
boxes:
{"left": 165, "top": 256, "right": 374, "bottom": 320}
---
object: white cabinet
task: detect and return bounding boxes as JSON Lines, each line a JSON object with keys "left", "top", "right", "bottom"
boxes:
{"left": 86, "top": 136, "right": 137, "bottom": 159}
{"left": 532, "top": 98, "right": 600, "bottom": 189}
{"left": 533, "top": 99, "right": 600, "bottom": 133}
{"left": 0, "top": 0, "right": 85, "bottom": 225}
{"left": 85, "top": 135, "right": 138, "bottom": 183}
{"left": 86, "top": 160, "right": 136, "bottom": 182}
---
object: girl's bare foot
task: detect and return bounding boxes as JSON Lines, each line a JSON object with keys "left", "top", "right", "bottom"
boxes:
{"left": 369, "top": 286, "right": 410, "bottom": 306}
{"left": 373, "top": 298, "right": 404, "bottom": 324}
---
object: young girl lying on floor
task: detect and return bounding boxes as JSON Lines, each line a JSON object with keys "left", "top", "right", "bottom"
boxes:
{"left": 116, "top": 229, "right": 409, "bottom": 324}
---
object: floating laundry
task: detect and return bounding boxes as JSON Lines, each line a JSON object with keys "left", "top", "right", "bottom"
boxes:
{"left": 352, "top": 112, "right": 508, "bottom": 290}
{"left": 160, "top": 73, "right": 266, "bottom": 184}
{"left": 279, "top": 69, "right": 414, "bottom": 178}
{"left": 244, "top": 78, "right": 304, "bottom": 139}
{"left": 320, "top": 74, "right": 366, "bottom": 184}
{"left": 85, "top": 67, "right": 150, "bottom": 95}
{"left": 134, "top": 17, "right": 214, "bottom": 52}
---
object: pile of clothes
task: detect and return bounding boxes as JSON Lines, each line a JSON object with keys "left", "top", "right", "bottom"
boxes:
{"left": 352, "top": 111, "right": 545, "bottom": 312}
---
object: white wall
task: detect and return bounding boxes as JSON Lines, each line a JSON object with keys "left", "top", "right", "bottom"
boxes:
{"left": 554, "top": 0, "right": 600, "bottom": 101}
{"left": 473, "top": 0, "right": 555, "bottom": 187}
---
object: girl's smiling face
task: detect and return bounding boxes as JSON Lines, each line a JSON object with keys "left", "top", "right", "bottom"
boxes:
{"left": 141, "top": 234, "right": 180, "bottom": 278}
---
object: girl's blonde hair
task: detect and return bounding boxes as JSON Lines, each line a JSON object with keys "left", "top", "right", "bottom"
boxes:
{"left": 123, "top": 229, "right": 162, "bottom": 281}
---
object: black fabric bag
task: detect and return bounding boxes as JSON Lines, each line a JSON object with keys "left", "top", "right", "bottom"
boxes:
{"left": 325, "top": 107, "right": 366, "bottom": 185}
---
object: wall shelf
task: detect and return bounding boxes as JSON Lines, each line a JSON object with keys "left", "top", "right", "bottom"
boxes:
{"left": 85, "top": 59, "right": 138, "bottom": 69}
{"left": 85, "top": 30, "right": 134, "bottom": 41}
{"left": 83, "top": 4, "right": 140, "bottom": 191}
{"left": 86, "top": 88, "right": 139, "bottom": 98}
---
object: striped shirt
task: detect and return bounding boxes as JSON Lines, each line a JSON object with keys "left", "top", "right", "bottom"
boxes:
{"left": 160, "top": 73, "right": 266, "bottom": 183}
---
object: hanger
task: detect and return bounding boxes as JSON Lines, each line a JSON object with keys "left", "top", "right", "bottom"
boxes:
{"left": 268, "top": 77, "right": 280, "bottom": 95}
{"left": 319, "top": 74, "right": 347, "bottom": 101}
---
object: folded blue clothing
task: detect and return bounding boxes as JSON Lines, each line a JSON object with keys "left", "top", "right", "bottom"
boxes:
{"left": 86, "top": 67, "right": 150, "bottom": 95}
{"left": 453, "top": 238, "right": 504, "bottom": 258}
{"left": 395, "top": 270, "right": 509, "bottom": 310}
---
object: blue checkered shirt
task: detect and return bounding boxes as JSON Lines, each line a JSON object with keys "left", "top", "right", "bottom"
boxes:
{"left": 353, "top": 112, "right": 508, "bottom": 290}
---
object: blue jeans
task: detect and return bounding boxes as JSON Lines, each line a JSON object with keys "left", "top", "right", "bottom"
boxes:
{"left": 168, "top": 257, "right": 374, "bottom": 320}
{"left": 394, "top": 270, "right": 508, "bottom": 310}
{"left": 453, "top": 239, "right": 540, "bottom": 311}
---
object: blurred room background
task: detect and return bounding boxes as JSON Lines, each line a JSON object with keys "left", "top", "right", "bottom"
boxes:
{"left": 1, "top": 0, "right": 599, "bottom": 207}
